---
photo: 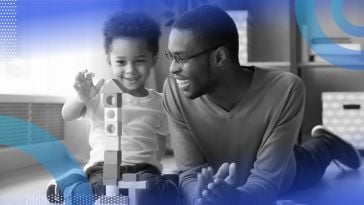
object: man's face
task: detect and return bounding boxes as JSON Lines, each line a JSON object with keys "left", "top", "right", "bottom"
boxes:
{"left": 167, "top": 29, "right": 217, "bottom": 99}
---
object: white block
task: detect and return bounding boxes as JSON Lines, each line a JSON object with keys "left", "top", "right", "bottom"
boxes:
{"left": 118, "top": 181, "right": 149, "bottom": 189}
{"left": 105, "top": 121, "right": 122, "bottom": 136}
{"left": 106, "top": 185, "right": 119, "bottom": 196}
{"left": 105, "top": 107, "right": 122, "bottom": 122}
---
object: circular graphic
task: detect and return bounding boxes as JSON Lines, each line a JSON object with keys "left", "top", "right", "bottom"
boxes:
{"left": 295, "top": 0, "right": 364, "bottom": 70}
{"left": 332, "top": 0, "right": 364, "bottom": 37}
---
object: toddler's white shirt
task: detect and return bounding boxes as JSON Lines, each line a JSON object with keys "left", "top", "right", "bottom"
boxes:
{"left": 83, "top": 89, "right": 169, "bottom": 171}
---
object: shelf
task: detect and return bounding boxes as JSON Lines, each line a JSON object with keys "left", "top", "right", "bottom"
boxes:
{"left": 245, "top": 62, "right": 290, "bottom": 67}
{"left": 299, "top": 62, "right": 364, "bottom": 68}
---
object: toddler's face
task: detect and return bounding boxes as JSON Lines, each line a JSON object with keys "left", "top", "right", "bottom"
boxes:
{"left": 108, "top": 37, "right": 156, "bottom": 96}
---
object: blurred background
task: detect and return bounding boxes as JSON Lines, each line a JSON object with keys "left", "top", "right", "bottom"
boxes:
{"left": 1, "top": 0, "right": 364, "bottom": 204}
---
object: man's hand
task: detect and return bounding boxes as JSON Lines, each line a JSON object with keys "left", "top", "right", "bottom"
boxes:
{"left": 214, "top": 162, "right": 237, "bottom": 185}
{"left": 197, "top": 163, "right": 239, "bottom": 205}
{"left": 73, "top": 69, "right": 104, "bottom": 103}
{"left": 195, "top": 167, "right": 214, "bottom": 205}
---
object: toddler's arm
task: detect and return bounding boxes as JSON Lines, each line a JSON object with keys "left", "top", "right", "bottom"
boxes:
{"left": 62, "top": 70, "right": 104, "bottom": 121}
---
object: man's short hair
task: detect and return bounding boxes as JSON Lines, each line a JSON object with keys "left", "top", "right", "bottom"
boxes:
{"left": 103, "top": 12, "right": 161, "bottom": 56}
{"left": 173, "top": 5, "right": 239, "bottom": 61}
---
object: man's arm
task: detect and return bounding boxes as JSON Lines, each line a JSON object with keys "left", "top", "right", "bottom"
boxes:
{"left": 237, "top": 77, "right": 306, "bottom": 205}
{"left": 162, "top": 77, "right": 207, "bottom": 205}
{"left": 166, "top": 116, "right": 208, "bottom": 205}
{"left": 200, "top": 77, "right": 306, "bottom": 205}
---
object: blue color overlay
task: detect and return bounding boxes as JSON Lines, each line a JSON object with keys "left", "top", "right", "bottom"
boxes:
{"left": 0, "top": 115, "right": 93, "bottom": 204}
{"left": 331, "top": 0, "right": 364, "bottom": 37}
{"left": 295, "top": 0, "right": 364, "bottom": 70}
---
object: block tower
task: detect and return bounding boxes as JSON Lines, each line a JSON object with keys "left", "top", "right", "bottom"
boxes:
{"left": 101, "top": 79, "right": 123, "bottom": 196}
{"left": 101, "top": 79, "right": 149, "bottom": 205}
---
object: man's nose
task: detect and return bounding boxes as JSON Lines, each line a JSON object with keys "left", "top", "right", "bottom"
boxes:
{"left": 169, "top": 60, "right": 182, "bottom": 75}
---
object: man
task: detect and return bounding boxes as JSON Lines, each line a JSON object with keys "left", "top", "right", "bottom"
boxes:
{"left": 162, "top": 5, "right": 362, "bottom": 205}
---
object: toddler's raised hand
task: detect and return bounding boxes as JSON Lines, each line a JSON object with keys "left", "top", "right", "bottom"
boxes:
{"left": 73, "top": 69, "right": 105, "bottom": 103}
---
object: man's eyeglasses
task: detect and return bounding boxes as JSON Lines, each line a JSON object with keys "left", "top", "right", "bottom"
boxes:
{"left": 165, "top": 45, "right": 220, "bottom": 66}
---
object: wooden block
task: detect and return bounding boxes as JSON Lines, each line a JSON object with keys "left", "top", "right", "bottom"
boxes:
{"left": 103, "top": 165, "right": 119, "bottom": 179}
{"left": 103, "top": 178, "right": 118, "bottom": 186}
{"left": 122, "top": 173, "right": 139, "bottom": 181}
{"left": 101, "top": 79, "right": 124, "bottom": 94}
{"left": 105, "top": 121, "right": 122, "bottom": 136}
{"left": 103, "top": 93, "right": 122, "bottom": 107}
{"left": 118, "top": 181, "right": 149, "bottom": 189}
{"left": 103, "top": 151, "right": 121, "bottom": 185}
{"left": 104, "top": 108, "right": 122, "bottom": 122}
{"left": 129, "top": 189, "right": 137, "bottom": 205}
{"left": 104, "top": 150, "right": 121, "bottom": 164}
{"left": 118, "top": 174, "right": 150, "bottom": 205}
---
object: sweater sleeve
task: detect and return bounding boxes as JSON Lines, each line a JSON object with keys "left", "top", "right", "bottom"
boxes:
{"left": 162, "top": 77, "right": 206, "bottom": 205}
{"left": 237, "top": 76, "right": 306, "bottom": 205}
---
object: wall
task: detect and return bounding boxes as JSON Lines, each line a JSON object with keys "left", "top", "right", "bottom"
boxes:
{"left": 63, "top": 120, "right": 91, "bottom": 164}
{"left": 248, "top": 0, "right": 290, "bottom": 62}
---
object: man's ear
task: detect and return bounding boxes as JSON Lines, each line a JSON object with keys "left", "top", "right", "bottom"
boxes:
{"left": 213, "top": 47, "right": 227, "bottom": 66}
{"left": 106, "top": 55, "right": 111, "bottom": 65}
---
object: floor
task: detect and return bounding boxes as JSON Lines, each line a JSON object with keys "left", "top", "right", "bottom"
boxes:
{"left": 0, "top": 164, "right": 52, "bottom": 205}
{"left": 278, "top": 159, "right": 364, "bottom": 205}
{"left": 1, "top": 157, "right": 364, "bottom": 205}
{"left": 0, "top": 154, "right": 177, "bottom": 205}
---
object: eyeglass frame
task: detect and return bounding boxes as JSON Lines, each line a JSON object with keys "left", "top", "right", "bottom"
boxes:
{"left": 165, "top": 45, "right": 221, "bottom": 66}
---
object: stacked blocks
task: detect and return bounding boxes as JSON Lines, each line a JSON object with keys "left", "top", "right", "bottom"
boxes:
{"left": 101, "top": 79, "right": 149, "bottom": 205}
{"left": 101, "top": 79, "right": 123, "bottom": 193}
{"left": 103, "top": 80, "right": 123, "bottom": 137}
{"left": 103, "top": 151, "right": 121, "bottom": 186}
{"left": 119, "top": 174, "right": 149, "bottom": 205}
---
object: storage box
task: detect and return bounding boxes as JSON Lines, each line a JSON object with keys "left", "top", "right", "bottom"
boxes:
{"left": 322, "top": 92, "right": 364, "bottom": 149}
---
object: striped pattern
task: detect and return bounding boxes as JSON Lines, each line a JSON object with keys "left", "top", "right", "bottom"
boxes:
{"left": 0, "top": 102, "right": 64, "bottom": 150}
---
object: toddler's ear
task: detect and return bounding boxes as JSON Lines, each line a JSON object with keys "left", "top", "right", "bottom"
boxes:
{"left": 106, "top": 55, "right": 111, "bottom": 65}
